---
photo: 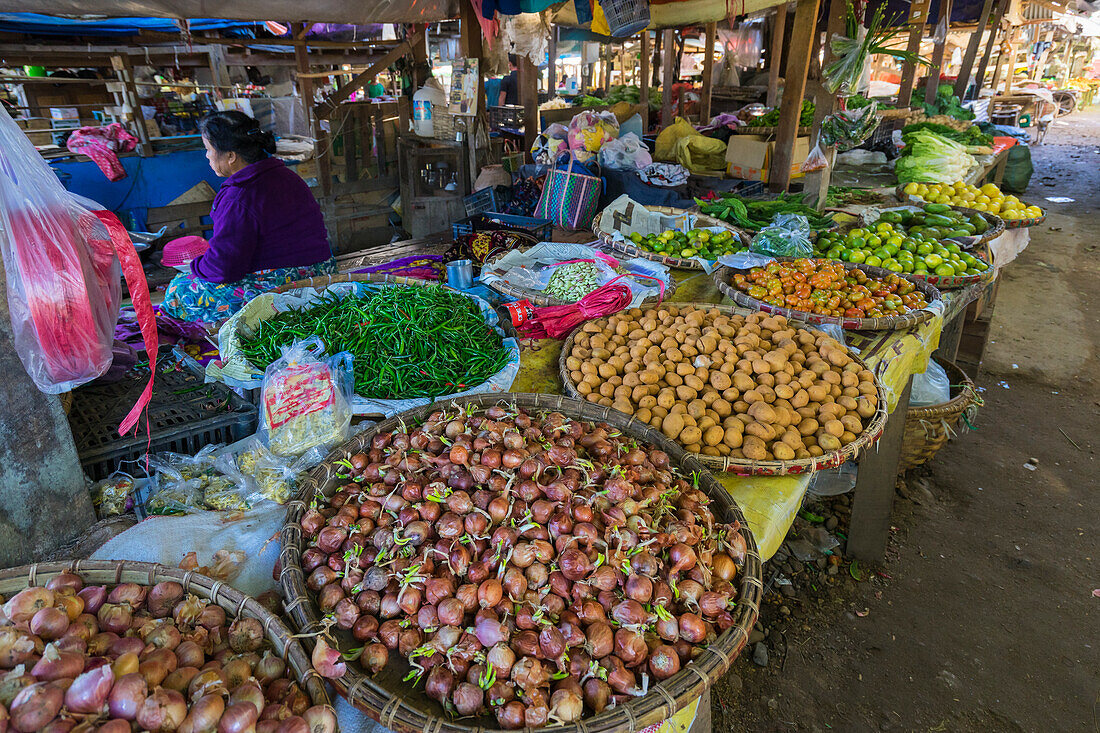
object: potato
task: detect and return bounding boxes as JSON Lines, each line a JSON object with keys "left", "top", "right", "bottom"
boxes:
{"left": 712, "top": 398, "right": 732, "bottom": 418}
{"left": 674, "top": 361, "right": 694, "bottom": 377}
{"left": 732, "top": 400, "right": 750, "bottom": 414}
{"left": 841, "top": 415, "right": 863, "bottom": 434}
{"left": 675, "top": 385, "right": 697, "bottom": 401}
{"left": 856, "top": 397, "right": 877, "bottom": 419}
{"left": 744, "top": 421, "right": 777, "bottom": 442}
{"left": 781, "top": 428, "right": 803, "bottom": 450}
{"left": 817, "top": 433, "right": 841, "bottom": 452}
{"left": 687, "top": 400, "right": 707, "bottom": 419}
{"left": 679, "top": 423, "right": 703, "bottom": 444}
{"left": 598, "top": 396, "right": 614, "bottom": 407}
{"left": 710, "top": 371, "right": 733, "bottom": 391}
{"left": 681, "top": 414, "right": 697, "bottom": 427}
{"left": 614, "top": 385, "right": 633, "bottom": 401}
{"left": 581, "top": 362, "right": 598, "bottom": 376}
{"left": 772, "top": 443, "right": 795, "bottom": 461}
{"left": 756, "top": 384, "right": 776, "bottom": 403}
{"left": 622, "top": 372, "right": 641, "bottom": 388}
{"left": 665, "top": 372, "right": 684, "bottom": 388}
{"left": 639, "top": 370, "right": 661, "bottom": 385}
{"left": 656, "top": 388, "right": 677, "bottom": 409}
{"left": 651, "top": 405, "right": 669, "bottom": 419}
{"left": 798, "top": 417, "right": 819, "bottom": 437}
{"left": 748, "top": 401, "right": 777, "bottom": 424}
{"left": 662, "top": 413, "right": 685, "bottom": 440}
{"left": 823, "top": 419, "right": 845, "bottom": 438}
{"left": 807, "top": 384, "right": 830, "bottom": 403}
{"left": 612, "top": 399, "right": 634, "bottom": 415}
{"left": 638, "top": 395, "right": 657, "bottom": 410}
{"left": 599, "top": 383, "right": 616, "bottom": 398}
{"left": 742, "top": 435, "right": 768, "bottom": 460}
{"left": 698, "top": 416, "right": 717, "bottom": 431}
{"left": 629, "top": 385, "right": 649, "bottom": 403}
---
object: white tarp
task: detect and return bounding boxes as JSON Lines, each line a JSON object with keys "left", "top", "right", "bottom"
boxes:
{"left": 0, "top": 0, "right": 459, "bottom": 24}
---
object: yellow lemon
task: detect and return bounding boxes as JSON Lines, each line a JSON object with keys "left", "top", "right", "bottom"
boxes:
{"left": 972, "top": 202, "right": 988, "bottom": 211}
{"left": 980, "top": 183, "right": 1000, "bottom": 197}
{"left": 975, "top": 194, "right": 991, "bottom": 204}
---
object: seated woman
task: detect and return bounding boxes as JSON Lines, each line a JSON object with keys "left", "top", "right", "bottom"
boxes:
{"left": 162, "top": 110, "right": 336, "bottom": 323}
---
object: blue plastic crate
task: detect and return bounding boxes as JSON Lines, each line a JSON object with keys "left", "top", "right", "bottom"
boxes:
{"left": 452, "top": 212, "right": 553, "bottom": 242}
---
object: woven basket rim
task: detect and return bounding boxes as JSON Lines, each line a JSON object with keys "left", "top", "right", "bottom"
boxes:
{"left": 886, "top": 192, "right": 1008, "bottom": 245}
{"left": 558, "top": 302, "right": 890, "bottom": 475}
{"left": 728, "top": 125, "right": 813, "bottom": 136}
{"left": 593, "top": 204, "right": 751, "bottom": 271}
{"left": 480, "top": 246, "right": 679, "bottom": 307}
{"left": 271, "top": 272, "right": 443, "bottom": 294}
{"left": 0, "top": 559, "right": 331, "bottom": 710}
{"left": 906, "top": 357, "right": 978, "bottom": 419}
{"left": 711, "top": 262, "right": 941, "bottom": 331}
{"left": 278, "top": 393, "right": 763, "bottom": 733}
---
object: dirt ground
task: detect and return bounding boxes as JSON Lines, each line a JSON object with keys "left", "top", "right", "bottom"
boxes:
{"left": 713, "top": 108, "right": 1100, "bottom": 732}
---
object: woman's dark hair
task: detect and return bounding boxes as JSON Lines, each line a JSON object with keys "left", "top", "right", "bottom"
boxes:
{"left": 199, "top": 110, "right": 275, "bottom": 163}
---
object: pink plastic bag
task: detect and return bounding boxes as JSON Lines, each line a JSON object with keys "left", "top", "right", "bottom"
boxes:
{"left": 66, "top": 123, "right": 139, "bottom": 182}
{"left": 0, "top": 107, "right": 158, "bottom": 433}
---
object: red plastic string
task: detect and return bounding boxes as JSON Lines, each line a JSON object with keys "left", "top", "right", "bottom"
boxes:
{"left": 93, "top": 211, "right": 159, "bottom": 437}
{"left": 518, "top": 271, "right": 668, "bottom": 341}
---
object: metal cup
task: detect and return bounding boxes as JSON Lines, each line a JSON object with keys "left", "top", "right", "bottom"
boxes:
{"left": 446, "top": 259, "right": 474, "bottom": 290}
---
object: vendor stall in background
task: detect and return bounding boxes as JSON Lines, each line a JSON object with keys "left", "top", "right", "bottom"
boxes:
{"left": 0, "top": 0, "right": 1094, "bottom": 730}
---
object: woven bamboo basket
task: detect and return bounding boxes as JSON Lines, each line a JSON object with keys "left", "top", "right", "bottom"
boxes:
{"left": 272, "top": 272, "right": 443, "bottom": 294}
{"left": 711, "top": 262, "right": 942, "bottom": 331}
{"left": 893, "top": 185, "right": 1047, "bottom": 228}
{"left": 480, "top": 247, "right": 678, "bottom": 307}
{"left": 279, "top": 393, "right": 763, "bottom": 733}
{"left": 0, "top": 559, "right": 331, "bottom": 707}
{"left": 593, "top": 205, "right": 751, "bottom": 271}
{"left": 899, "top": 358, "right": 980, "bottom": 471}
{"left": 864, "top": 201, "right": 1004, "bottom": 247}
{"left": 558, "top": 303, "right": 890, "bottom": 475}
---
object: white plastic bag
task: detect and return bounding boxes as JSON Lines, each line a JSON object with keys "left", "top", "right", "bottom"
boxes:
{"left": 260, "top": 337, "right": 354, "bottom": 457}
{"left": 598, "top": 132, "right": 653, "bottom": 170}
{"left": 910, "top": 359, "right": 951, "bottom": 406}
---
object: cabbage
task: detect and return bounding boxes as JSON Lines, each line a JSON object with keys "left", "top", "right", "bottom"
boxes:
{"left": 895, "top": 130, "right": 976, "bottom": 184}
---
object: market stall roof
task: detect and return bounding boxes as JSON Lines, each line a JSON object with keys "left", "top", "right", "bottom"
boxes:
{"left": 0, "top": 13, "right": 261, "bottom": 35}
{"left": 0, "top": 0, "right": 458, "bottom": 24}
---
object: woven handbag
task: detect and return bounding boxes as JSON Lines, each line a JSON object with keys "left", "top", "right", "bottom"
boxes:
{"left": 535, "top": 157, "right": 603, "bottom": 230}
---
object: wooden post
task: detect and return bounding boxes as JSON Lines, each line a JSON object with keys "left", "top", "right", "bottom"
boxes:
{"left": 1003, "top": 28, "right": 1019, "bottom": 94}
{"left": 110, "top": 55, "right": 151, "bottom": 156}
{"left": 292, "top": 23, "right": 332, "bottom": 196}
{"left": 700, "top": 22, "right": 716, "bottom": 125}
{"left": 460, "top": 0, "right": 485, "bottom": 189}
{"left": 602, "top": 45, "right": 612, "bottom": 92}
{"left": 766, "top": 4, "right": 789, "bottom": 108}
{"left": 924, "top": 0, "right": 953, "bottom": 106}
{"left": 1032, "top": 26, "right": 1056, "bottom": 80}
{"left": 520, "top": 56, "right": 539, "bottom": 156}
{"left": 973, "top": 0, "right": 1007, "bottom": 98}
{"left": 1059, "top": 38, "right": 1074, "bottom": 86}
{"left": 896, "top": 0, "right": 932, "bottom": 108}
{"left": 767, "top": 0, "right": 821, "bottom": 193}
{"left": 955, "top": 0, "right": 996, "bottom": 98}
{"left": 207, "top": 45, "right": 232, "bottom": 97}
{"left": 548, "top": 26, "right": 557, "bottom": 94}
{"left": 640, "top": 31, "right": 651, "bottom": 130}
{"left": 661, "top": 29, "right": 675, "bottom": 127}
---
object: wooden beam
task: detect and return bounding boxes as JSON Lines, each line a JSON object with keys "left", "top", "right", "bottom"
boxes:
{"left": 520, "top": 56, "right": 539, "bottom": 156}
{"left": 768, "top": 0, "right": 821, "bottom": 193}
{"left": 602, "top": 45, "right": 612, "bottom": 92}
{"left": 955, "top": 0, "right": 997, "bottom": 98}
{"left": 640, "top": 31, "right": 651, "bottom": 130}
{"left": 110, "top": 55, "right": 151, "bottom": 157}
{"left": 896, "top": 0, "right": 932, "bottom": 108}
{"left": 766, "top": 4, "right": 789, "bottom": 108}
{"left": 548, "top": 25, "right": 557, "bottom": 94}
{"left": 973, "top": 0, "right": 1006, "bottom": 97}
{"left": 1004, "top": 28, "right": 1019, "bottom": 94}
{"left": 924, "top": 0, "right": 953, "bottom": 106}
{"left": 313, "top": 34, "right": 418, "bottom": 119}
{"left": 700, "top": 22, "right": 716, "bottom": 125}
{"left": 138, "top": 30, "right": 401, "bottom": 50}
{"left": 661, "top": 29, "right": 675, "bottom": 128}
{"left": 1032, "top": 26, "right": 1056, "bottom": 80}
{"left": 207, "top": 45, "right": 232, "bottom": 97}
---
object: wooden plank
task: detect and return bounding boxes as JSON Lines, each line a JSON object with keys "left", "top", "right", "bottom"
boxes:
{"left": 661, "top": 29, "right": 675, "bottom": 128}
{"left": 924, "top": 0, "right": 954, "bottom": 106}
{"left": 145, "top": 201, "right": 213, "bottom": 224}
{"left": 1003, "top": 29, "right": 1019, "bottom": 94}
{"left": 973, "top": 0, "right": 1007, "bottom": 97}
{"left": 847, "top": 377, "right": 913, "bottom": 563}
{"left": 109, "top": 55, "right": 151, "bottom": 156}
{"left": 548, "top": 26, "right": 558, "bottom": 94}
{"left": 1032, "top": 26, "right": 1056, "bottom": 80}
{"left": 640, "top": 32, "right": 651, "bottom": 132}
{"left": 955, "top": 0, "right": 997, "bottom": 98}
{"left": 313, "top": 34, "right": 418, "bottom": 120}
{"left": 602, "top": 45, "right": 612, "bottom": 92}
{"left": 767, "top": 0, "right": 821, "bottom": 193}
{"left": 520, "top": 56, "right": 539, "bottom": 155}
{"left": 766, "top": 4, "right": 789, "bottom": 108}
{"left": 700, "top": 22, "right": 717, "bottom": 124}
{"left": 896, "top": 0, "right": 932, "bottom": 108}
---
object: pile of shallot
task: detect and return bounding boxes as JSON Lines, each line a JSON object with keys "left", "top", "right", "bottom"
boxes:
{"left": 297, "top": 404, "right": 748, "bottom": 729}
{"left": 0, "top": 572, "right": 336, "bottom": 733}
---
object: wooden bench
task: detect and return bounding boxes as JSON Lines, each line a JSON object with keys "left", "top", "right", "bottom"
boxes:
{"left": 144, "top": 200, "right": 214, "bottom": 240}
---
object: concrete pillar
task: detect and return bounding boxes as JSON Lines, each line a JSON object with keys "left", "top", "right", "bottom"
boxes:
{"left": 0, "top": 256, "right": 96, "bottom": 566}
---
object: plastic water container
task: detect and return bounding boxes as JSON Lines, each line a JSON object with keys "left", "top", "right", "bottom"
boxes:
{"left": 412, "top": 79, "right": 447, "bottom": 137}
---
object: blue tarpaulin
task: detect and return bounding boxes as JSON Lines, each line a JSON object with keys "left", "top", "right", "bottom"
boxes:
{"left": 0, "top": 13, "right": 261, "bottom": 37}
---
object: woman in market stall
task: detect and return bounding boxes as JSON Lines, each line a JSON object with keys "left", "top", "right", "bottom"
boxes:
{"left": 162, "top": 110, "right": 336, "bottom": 323}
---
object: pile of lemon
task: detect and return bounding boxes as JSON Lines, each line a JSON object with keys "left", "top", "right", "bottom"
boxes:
{"left": 902, "top": 181, "right": 1044, "bottom": 221}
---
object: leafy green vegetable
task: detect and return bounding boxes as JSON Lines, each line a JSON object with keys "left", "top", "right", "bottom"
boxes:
{"left": 895, "top": 129, "right": 976, "bottom": 184}
{"left": 902, "top": 122, "right": 993, "bottom": 147}
{"left": 923, "top": 84, "right": 975, "bottom": 121}
{"left": 747, "top": 99, "right": 814, "bottom": 128}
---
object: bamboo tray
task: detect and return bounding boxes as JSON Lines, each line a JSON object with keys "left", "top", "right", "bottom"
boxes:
{"left": 558, "top": 303, "right": 890, "bottom": 475}
{"left": 712, "top": 261, "right": 941, "bottom": 331}
{"left": 895, "top": 186, "right": 1047, "bottom": 228}
{"left": 594, "top": 204, "right": 751, "bottom": 271}
{"left": 279, "top": 393, "right": 763, "bottom": 733}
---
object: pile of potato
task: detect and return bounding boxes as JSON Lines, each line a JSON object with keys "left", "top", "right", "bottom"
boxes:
{"left": 564, "top": 307, "right": 880, "bottom": 462}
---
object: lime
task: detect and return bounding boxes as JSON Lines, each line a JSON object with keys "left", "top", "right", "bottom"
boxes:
{"left": 847, "top": 249, "right": 866, "bottom": 264}
{"left": 864, "top": 254, "right": 882, "bottom": 267}
{"left": 934, "top": 263, "right": 956, "bottom": 277}
{"left": 923, "top": 253, "right": 943, "bottom": 268}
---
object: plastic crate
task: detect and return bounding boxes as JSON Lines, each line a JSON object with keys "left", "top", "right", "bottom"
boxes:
{"left": 489, "top": 105, "right": 524, "bottom": 130}
{"left": 452, "top": 212, "right": 553, "bottom": 242}
{"left": 69, "top": 353, "right": 258, "bottom": 481}
{"left": 464, "top": 188, "right": 500, "bottom": 217}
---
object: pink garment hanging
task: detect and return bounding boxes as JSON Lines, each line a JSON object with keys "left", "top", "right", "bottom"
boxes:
{"left": 66, "top": 123, "right": 140, "bottom": 182}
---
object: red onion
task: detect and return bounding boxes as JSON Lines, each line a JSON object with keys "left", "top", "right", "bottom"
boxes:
{"left": 96, "top": 720, "right": 131, "bottom": 733}
{"left": 198, "top": 604, "right": 227, "bottom": 630}
{"left": 163, "top": 667, "right": 200, "bottom": 694}
{"left": 678, "top": 613, "right": 707, "bottom": 643}
{"left": 558, "top": 549, "right": 591, "bottom": 581}
{"left": 222, "top": 658, "right": 251, "bottom": 690}
{"left": 301, "top": 705, "right": 338, "bottom": 733}
{"left": 361, "top": 643, "right": 388, "bottom": 674}
{"left": 495, "top": 700, "right": 526, "bottom": 729}
{"left": 452, "top": 682, "right": 483, "bottom": 716}
{"left": 31, "top": 646, "right": 84, "bottom": 681}
{"left": 136, "top": 687, "right": 187, "bottom": 732}
{"left": 0, "top": 671, "right": 34, "bottom": 707}
{"left": 217, "top": 702, "right": 259, "bottom": 733}
{"left": 615, "top": 628, "right": 648, "bottom": 667}
{"left": 29, "top": 607, "right": 68, "bottom": 640}
{"left": 510, "top": 656, "right": 548, "bottom": 690}
{"left": 106, "top": 583, "right": 146, "bottom": 607}
{"left": 177, "top": 693, "right": 225, "bottom": 733}
{"left": 230, "top": 680, "right": 265, "bottom": 715}
{"left": 3, "top": 588, "right": 54, "bottom": 624}
{"left": 624, "top": 574, "right": 654, "bottom": 604}
{"left": 610, "top": 599, "right": 649, "bottom": 627}
{"left": 108, "top": 672, "right": 147, "bottom": 719}
{"left": 228, "top": 617, "right": 264, "bottom": 653}
{"left": 648, "top": 644, "right": 681, "bottom": 680}
{"left": 310, "top": 638, "right": 345, "bottom": 679}
{"left": 64, "top": 663, "right": 113, "bottom": 713}
{"left": 473, "top": 616, "right": 509, "bottom": 648}
{"left": 582, "top": 678, "right": 611, "bottom": 713}
{"left": 10, "top": 681, "right": 63, "bottom": 732}
{"left": 146, "top": 581, "right": 184, "bottom": 618}
{"left": 108, "top": 635, "right": 144, "bottom": 658}
{"left": 425, "top": 666, "right": 455, "bottom": 704}
{"left": 96, "top": 603, "right": 132, "bottom": 634}
{"left": 54, "top": 593, "right": 84, "bottom": 622}
{"left": 75, "top": 586, "right": 106, "bottom": 615}
{"left": 550, "top": 688, "right": 583, "bottom": 723}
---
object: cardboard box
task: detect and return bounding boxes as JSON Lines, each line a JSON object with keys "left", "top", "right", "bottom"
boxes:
{"left": 49, "top": 107, "right": 79, "bottom": 120}
{"left": 726, "top": 135, "right": 811, "bottom": 182}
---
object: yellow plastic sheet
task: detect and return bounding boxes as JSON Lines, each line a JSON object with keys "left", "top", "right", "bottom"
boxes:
{"left": 719, "top": 473, "right": 811, "bottom": 561}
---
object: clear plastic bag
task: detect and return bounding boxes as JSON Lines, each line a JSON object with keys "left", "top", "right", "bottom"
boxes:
{"left": 0, "top": 108, "right": 156, "bottom": 405}
{"left": 220, "top": 436, "right": 326, "bottom": 505}
{"left": 820, "top": 103, "right": 880, "bottom": 152}
{"left": 598, "top": 133, "right": 653, "bottom": 171}
{"left": 143, "top": 446, "right": 267, "bottom": 515}
{"left": 801, "top": 140, "right": 829, "bottom": 173}
{"left": 749, "top": 214, "right": 814, "bottom": 258}
{"left": 260, "top": 337, "right": 354, "bottom": 457}
{"left": 90, "top": 472, "right": 135, "bottom": 518}
{"left": 911, "top": 358, "right": 951, "bottom": 406}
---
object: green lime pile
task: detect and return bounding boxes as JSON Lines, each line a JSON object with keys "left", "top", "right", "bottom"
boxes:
{"left": 814, "top": 206, "right": 991, "bottom": 278}
{"left": 628, "top": 228, "right": 745, "bottom": 260}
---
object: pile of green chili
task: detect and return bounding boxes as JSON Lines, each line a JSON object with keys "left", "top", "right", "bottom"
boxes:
{"left": 239, "top": 286, "right": 510, "bottom": 400}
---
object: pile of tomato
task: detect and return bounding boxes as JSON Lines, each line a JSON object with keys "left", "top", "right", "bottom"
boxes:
{"left": 730, "top": 258, "right": 930, "bottom": 319}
